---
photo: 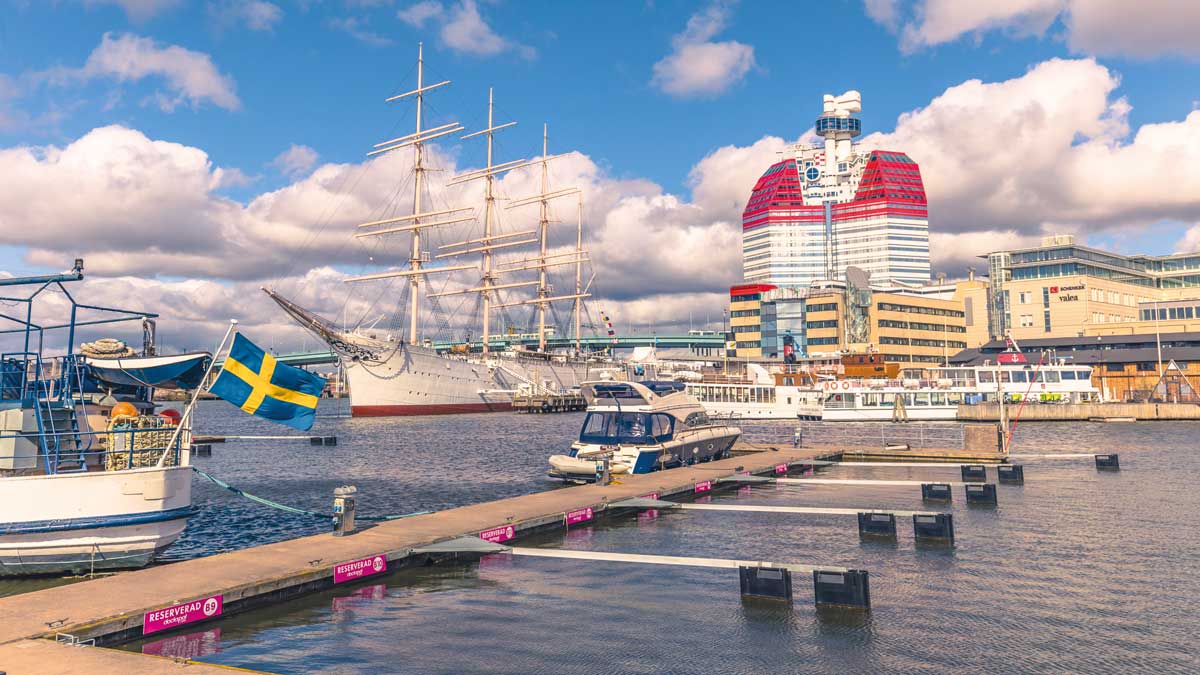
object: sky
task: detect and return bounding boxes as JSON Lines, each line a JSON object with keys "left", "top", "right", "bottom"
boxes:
{"left": 2, "top": 0, "right": 1200, "bottom": 352}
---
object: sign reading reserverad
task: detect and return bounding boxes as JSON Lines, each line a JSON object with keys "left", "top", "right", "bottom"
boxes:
{"left": 143, "top": 594, "right": 223, "bottom": 635}
{"left": 566, "top": 507, "right": 594, "bottom": 525}
{"left": 480, "top": 525, "right": 516, "bottom": 543}
{"left": 695, "top": 480, "right": 712, "bottom": 493}
{"left": 334, "top": 555, "right": 387, "bottom": 584}
{"left": 775, "top": 463, "right": 789, "bottom": 474}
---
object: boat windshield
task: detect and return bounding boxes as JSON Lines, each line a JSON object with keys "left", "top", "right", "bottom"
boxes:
{"left": 579, "top": 411, "right": 674, "bottom": 444}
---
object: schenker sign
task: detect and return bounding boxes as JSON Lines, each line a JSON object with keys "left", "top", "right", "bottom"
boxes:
{"left": 1049, "top": 284, "right": 1084, "bottom": 302}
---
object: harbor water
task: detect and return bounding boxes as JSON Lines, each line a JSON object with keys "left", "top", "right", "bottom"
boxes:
{"left": 9, "top": 401, "right": 1200, "bottom": 673}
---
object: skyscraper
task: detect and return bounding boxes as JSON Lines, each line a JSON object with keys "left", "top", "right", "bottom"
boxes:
{"left": 741, "top": 91, "right": 930, "bottom": 288}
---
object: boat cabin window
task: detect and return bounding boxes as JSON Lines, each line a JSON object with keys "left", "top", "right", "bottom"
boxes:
{"left": 1010, "top": 371, "right": 1028, "bottom": 383}
{"left": 1042, "top": 370, "right": 1060, "bottom": 383}
{"left": 1060, "top": 370, "right": 1076, "bottom": 380}
{"left": 978, "top": 371, "right": 995, "bottom": 383}
{"left": 684, "top": 412, "right": 711, "bottom": 427}
{"left": 579, "top": 412, "right": 674, "bottom": 444}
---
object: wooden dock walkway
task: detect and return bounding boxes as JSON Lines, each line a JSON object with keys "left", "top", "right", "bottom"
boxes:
{"left": 0, "top": 443, "right": 839, "bottom": 674}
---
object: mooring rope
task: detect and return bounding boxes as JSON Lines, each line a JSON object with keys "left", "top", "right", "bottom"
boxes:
{"left": 191, "top": 467, "right": 431, "bottom": 522}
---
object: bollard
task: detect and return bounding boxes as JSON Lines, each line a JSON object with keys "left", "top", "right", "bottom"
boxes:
{"left": 960, "top": 465, "right": 987, "bottom": 482}
{"left": 921, "top": 483, "right": 952, "bottom": 502}
{"left": 813, "top": 569, "right": 870, "bottom": 610}
{"left": 1094, "top": 453, "right": 1120, "bottom": 470}
{"left": 913, "top": 513, "right": 954, "bottom": 544}
{"left": 857, "top": 512, "right": 897, "bottom": 539}
{"left": 192, "top": 443, "right": 212, "bottom": 457}
{"left": 596, "top": 456, "right": 612, "bottom": 485}
{"left": 793, "top": 428, "right": 803, "bottom": 448}
{"left": 964, "top": 483, "right": 998, "bottom": 505}
{"left": 332, "top": 485, "right": 357, "bottom": 536}
{"left": 739, "top": 566, "right": 793, "bottom": 601}
{"left": 997, "top": 464, "right": 1024, "bottom": 483}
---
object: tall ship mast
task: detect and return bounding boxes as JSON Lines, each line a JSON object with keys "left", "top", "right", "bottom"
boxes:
{"left": 264, "top": 45, "right": 607, "bottom": 416}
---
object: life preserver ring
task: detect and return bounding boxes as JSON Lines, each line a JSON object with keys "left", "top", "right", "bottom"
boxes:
{"left": 841, "top": 381, "right": 851, "bottom": 390}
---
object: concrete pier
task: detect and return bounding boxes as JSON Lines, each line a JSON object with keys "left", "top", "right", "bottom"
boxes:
{"left": 0, "top": 444, "right": 839, "bottom": 674}
{"left": 956, "top": 401, "right": 1200, "bottom": 421}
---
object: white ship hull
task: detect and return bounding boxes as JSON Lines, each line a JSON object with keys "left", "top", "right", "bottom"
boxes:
{"left": 345, "top": 342, "right": 597, "bottom": 416}
{"left": 821, "top": 405, "right": 958, "bottom": 422}
{"left": 1, "top": 465, "right": 193, "bottom": 576}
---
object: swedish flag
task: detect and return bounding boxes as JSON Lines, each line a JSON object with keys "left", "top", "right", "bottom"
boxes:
{"left": 209, "top": 333, "right": 324, "bottom": 431}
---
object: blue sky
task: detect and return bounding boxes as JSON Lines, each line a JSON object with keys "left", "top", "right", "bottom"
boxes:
{"left": 2, "top": 0, "right": 1200, "bottom": 347}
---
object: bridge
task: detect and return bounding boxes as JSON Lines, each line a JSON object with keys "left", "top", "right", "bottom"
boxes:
{"left": 244, "top": 333, "right": 727, "bottom": 368}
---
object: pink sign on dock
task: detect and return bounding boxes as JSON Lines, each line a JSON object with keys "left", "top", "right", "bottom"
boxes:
{"left": 566, "top": 507, "right": 594, "bottom": 525}
{"left": 334, "top": 555, "right": 387, "bottom": 584}
{"left": 775, "top": 463, "right": 789, "bottom": 474}
{"left": 143, "top": 594, "right": 223, "bottom": 635}
{"left": 695, "top": 480, "right": 712, "bottom": 493}
{"left": 480, "top": 525, "right": 516, "bottom": 543}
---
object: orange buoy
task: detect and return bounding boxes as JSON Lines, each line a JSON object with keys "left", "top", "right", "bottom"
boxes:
{"left": 111, "top": 401, "right": 138, "bottom": 419}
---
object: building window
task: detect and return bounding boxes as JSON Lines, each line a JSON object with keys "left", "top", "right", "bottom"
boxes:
{"left": 1137, "top": 362, "right": 1158, "bottom": 372}
{"left": 1019, "top": 314, "right": 1034, "bottom": 328}
{"left": 1019, "top": 291, "right": 1032, "bottom": 304}
{"left": 1042, "top": 287, "right": 1050, "bottom": 308}
{"left": 1043, "top": 310, "right": 1052, "bottom": 333}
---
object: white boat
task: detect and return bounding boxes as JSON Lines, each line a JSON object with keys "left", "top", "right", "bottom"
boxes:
{"left": 548, "top": 381, "right": 741, "bottom": 483}
{"left": 0, "top": 262, "right": 199, "bottom": 576}
{"left": 686, "top": 363, "right": 823, "bottom": 420}
{"left": 266, "top": 45, "right": 608, "bottom": 417}
{"left": 819, "top": 361, "right": 1102, "bottom": 422}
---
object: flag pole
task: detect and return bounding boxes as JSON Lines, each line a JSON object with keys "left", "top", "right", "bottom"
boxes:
{"left": 157, "top": 319, "right": 239, "bottom": 468}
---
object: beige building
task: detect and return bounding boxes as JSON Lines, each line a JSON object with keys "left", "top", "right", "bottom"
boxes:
{"left": 986, "top": 235, "right": 1200, "bottom": 340}
{"left": 727, "top": 274, "right": 987, "bottom": 367}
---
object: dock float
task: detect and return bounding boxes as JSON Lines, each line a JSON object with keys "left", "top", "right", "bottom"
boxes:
{"left": 0, "top": 445, "right": 840, "bottom": 673}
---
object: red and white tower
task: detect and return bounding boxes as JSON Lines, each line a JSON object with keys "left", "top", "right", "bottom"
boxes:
{"left": 741, "top": 91, "right": 930, "bottom": 288}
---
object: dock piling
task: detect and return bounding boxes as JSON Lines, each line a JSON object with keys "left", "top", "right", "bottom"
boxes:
{"left": 812, "top": 570, "right": 870, "bottom": 610}
{"left": 964, "top": 483, "right": 998, "bottom": 505}
{"left": 912, "top": 513, "right": 955, "bottom": 544}
{"left": 739, "top": 566, "right": 793, "bottom": 601}
{"left": 997, "top": 464, "right": 1024, "bottom": 483}
{"left": 960, "top": 464, "right": 987, "bottom": 482}
{"left": 921, "top": 483, "right": 952, "bottom": 502}
{"left": 857, "top": 512, "right": 897, "bottom": 539}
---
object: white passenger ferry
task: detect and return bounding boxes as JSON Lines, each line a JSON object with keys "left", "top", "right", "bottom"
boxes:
{"left": 685, "top": 364, "right": 823, "bottom": 420}
{"left": 820, "top": 361, "right": 1102, "bottom": 421}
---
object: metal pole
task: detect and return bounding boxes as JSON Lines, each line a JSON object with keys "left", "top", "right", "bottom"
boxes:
{"left": 157, "top": 320, "right": 238, "bottom": 468}
{"left": 409, "top": 43, "right": 425, "bottom": 346}
{"left": 482, "top": 88, "right": 495, "bottom": 354}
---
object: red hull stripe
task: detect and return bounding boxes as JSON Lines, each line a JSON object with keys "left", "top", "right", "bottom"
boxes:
{"left": 351, "top": 402, "right": 513, "bottom": 417}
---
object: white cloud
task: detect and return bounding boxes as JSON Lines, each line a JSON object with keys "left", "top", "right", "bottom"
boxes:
{"left": 872, "top": 0, "right": 1200, "bottom": 58}
{"left": 44, "top": 33, "right": 240, "bottom": 112}
{"left": 397, "top": 0, "right": 443, "bottom": 28}
{"left": 438, "top": 0, "right": 534, "bottom": 58}
{"left": 209, "top": 0, "right": 284, "bottom": 32}
{"left": 328, "top": 16, "right": 394, "bottom": 47}
{"left": 270, "top": 144, "right": 320, "bottom": 178}
{"left": 82, "top": 0, "right": 182, "bottom": 22}
{"left": 651, "top": 1, "right": 755, "bottom": 98}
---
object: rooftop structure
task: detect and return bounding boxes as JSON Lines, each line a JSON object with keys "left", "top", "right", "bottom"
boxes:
{"left": 742, "top": 90, "right": 930, "bottom": 288}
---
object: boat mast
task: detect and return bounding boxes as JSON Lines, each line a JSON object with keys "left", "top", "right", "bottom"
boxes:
{"left": 574, "top": 193, "right": 583, "bottom": 354}
{"left": 408, "top": 43, "right": 427, "bottom": 345}
{"left": 537, "top": 124, "right": 550, "bottom": 352}
{"left": 481, "top": 89, "right": 497, "bottom": 353}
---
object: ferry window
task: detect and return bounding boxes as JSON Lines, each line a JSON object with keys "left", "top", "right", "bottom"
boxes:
{"left": 946, "top": 392, "right": 964, "bottom": 404}
{"left": 915, "top": 392, "right": 931, "bottom": 406}
{"left": 931, "top": 392, "right": 945, "bottom": 406}
{"left": 1060, "top": 370, "right": 1076, "bottom": 380}
{"left": 1044, "top": 371, "right": 1060, "bottom": 383}
{"left": 1011, "top": 371, "right": 1028, "bottom": 383}
{"left": 999, "top": 371, "right": 1012, "bottom": 383}
{"left": 978, "top": 371, "right": 995, "bottom": 383}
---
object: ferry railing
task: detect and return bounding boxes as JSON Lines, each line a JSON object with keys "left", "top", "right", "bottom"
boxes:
{"left": 0, "top": 424, "right": 189, "bottom": 475}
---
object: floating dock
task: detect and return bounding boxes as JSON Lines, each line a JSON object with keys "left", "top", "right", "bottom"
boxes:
{"left": 0, "top": 443, "right": 845, "bottom": 673}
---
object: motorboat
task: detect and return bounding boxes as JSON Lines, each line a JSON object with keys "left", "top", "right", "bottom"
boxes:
{"left": 547, "top": 381, "right": 741, "bottom": 483}
{"left": 0, "top": 262, "right": 203, "bottom": 576}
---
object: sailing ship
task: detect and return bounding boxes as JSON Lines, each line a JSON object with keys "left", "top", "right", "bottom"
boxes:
{"left": 266, "top": 44, "right": 611, "bottom": 416}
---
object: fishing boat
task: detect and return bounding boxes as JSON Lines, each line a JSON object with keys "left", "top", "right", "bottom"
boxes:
{"left": 266, "top": 44, "right": 610, "bottom": 416}
{"left": 0, "top": 262, "right": 202, "bottom": 576}
{"left": 547, "top": 381, "right": 741, "bottom": 483}
{"left": 820, "top": 360, "right": 1102, "bottom": 422}
{"left": 685, "top": 363, "right": 824, "bottom": 420}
